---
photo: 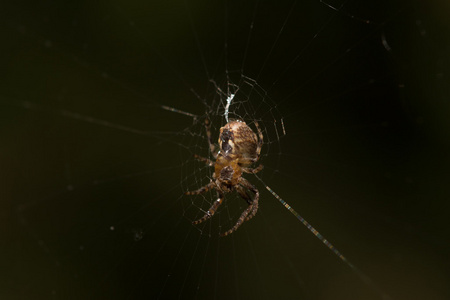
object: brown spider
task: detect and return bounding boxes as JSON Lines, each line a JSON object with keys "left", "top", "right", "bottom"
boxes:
{"left": 185, "top": 118, "right": 263, "bottom": 236}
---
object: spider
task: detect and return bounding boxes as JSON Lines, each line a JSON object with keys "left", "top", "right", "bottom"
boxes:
{"left": 186, "top": 118, "right": 263, "bottom": 236}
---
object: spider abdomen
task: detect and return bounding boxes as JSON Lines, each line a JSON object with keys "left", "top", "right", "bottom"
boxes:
{"left": 219, "top": 121, "right": 259, "bottom": 166}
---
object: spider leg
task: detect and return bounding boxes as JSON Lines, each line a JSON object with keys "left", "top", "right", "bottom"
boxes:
{"left": 185, "top": 181, "right": 215, "bottom": 196}
{"left": 221, "top": 204, "right": 253, "bottom": 237}
{"left": 205, "top": 118, "right": 218, "bottom": 159}
{"left": 242, "top": 164, "right": 264, "bottom": 174}
{"left": 194, "top": 154, "right": 214, "bottom": 167}
{"left": 236, "top": 185, "right": 252, "bottom": 205}
{"left": 254, "top": 121, "right": 263, "bottom": 160}
{"left": 239, "top": 177, "right": 259, "bottom": 221}
{"left": 192, "top": 193, "right": 224, "bottom": 225}
{"left": 221, "top": 177, "right": 259, "bottom": 236}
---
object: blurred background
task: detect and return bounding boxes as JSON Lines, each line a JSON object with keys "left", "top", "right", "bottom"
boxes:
{"left": 1, "top": 0, "right": 449, "bottom": 299}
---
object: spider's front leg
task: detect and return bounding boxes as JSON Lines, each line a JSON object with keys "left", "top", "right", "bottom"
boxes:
{"left": 192, "top": 193, "right": 224, "bottom": 225}
{"left": 242, "top": 179, "right": 259, "bottom": 221}
{"left": 221, "top": 178, "right": 259, "bottom": 237}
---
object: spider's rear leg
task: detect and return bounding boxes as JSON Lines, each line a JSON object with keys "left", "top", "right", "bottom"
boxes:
{"left": 254, "top": 121, "right": 263, "bottom": 160}
{"left": 205, "top": 118, "right": 218, "bottom": 158}
{"left": 193, "top": 194, "right": 224, "bottom": 225}
{"left": 242, "top": 164, "right": 263, "bottom": 174}
{"left": 194, "top": 154, "right": 214, "bottom": 166}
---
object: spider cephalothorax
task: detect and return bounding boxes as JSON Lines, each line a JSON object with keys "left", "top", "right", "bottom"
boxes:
{"left": 186, "top": 119, "right": 263, "bottom": 236}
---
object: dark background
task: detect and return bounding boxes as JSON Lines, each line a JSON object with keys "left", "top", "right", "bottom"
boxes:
{"left": 1, "top": 0, "right": 450, "bottom": 299}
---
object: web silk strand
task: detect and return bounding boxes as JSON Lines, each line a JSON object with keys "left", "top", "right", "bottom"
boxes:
{"left": 264, "top": 185, "right": 391, "bottom": 300}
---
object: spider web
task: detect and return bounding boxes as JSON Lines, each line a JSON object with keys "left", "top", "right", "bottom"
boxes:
{"left": 1, "top": 0, "right": 450, "bottom": 300}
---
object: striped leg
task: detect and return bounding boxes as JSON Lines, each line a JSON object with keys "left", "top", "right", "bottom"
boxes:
{"left": 193, "top": 195, "right": 224, "bottom": 225}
